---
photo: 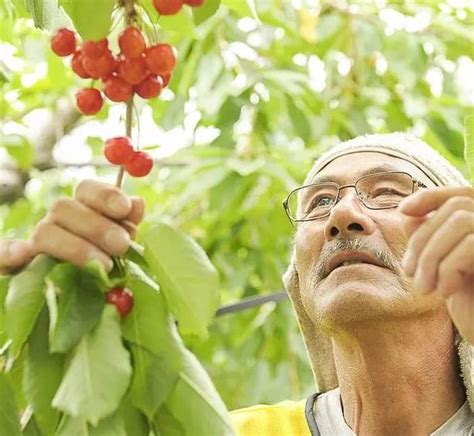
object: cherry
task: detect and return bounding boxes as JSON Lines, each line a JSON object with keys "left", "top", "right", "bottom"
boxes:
{"left": 51, "top": 28, "right": 76, "bottom": 57}
{"left": 81, "top": 39, "right": 109, "bottom": 59}
{"left": 184, "top": 0, "right": 205, "bottom": 6}
{"left": 124, "top": 151, "right": 153, "bottom": 177}
{"left": 75, "top": 88, "right": 103, "bottom": 115}
{"left": 71, "top": 50, "right": 90, "bottom": 78}
{"left": 104, "top": 137, "right": 134, "bottom": 164}
{"left": 144, "top": 44, "right": 176, "bottom": 75}
{"left": 135, "top": 76, "right": 162, "bottom": 99}
{"left": 119, "top": 26, "right": 146, "bottom": 59}
{"left": 82, "top": 50, "right": 115, "bottom": 79}
{"left": 103, "top": 76, "right": 133, "bottom": 102}
{"left": 153, "top": 0, "right": 183, "bottom": 15}
{"left": 160, "top": 72, "right": 171, "bottom": 87}
{"left": 105, "top": 287, "right": 134, "bottom": 318}
{"left": 118, "top": 57, "right": 149, "bottom": 85}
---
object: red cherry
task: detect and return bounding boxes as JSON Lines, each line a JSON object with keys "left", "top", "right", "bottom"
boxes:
{"left": 51, "top": 28, "right": 76, "bottom": 57}
{"left": 105, "top": 287, "right": 134, "bottom": 318}
{"left": 75, "top": 88, "right": 103, "bottom": 115}
{"left": 103, "top": 76, "right": 133, "bottom": 102}
{"left": 153, "top": 0, "right": 183, "bottom": 15}
{"left": 82, "top": 50, "right": 115, "bottom": 79}
{"left": 119, "top": 26, "right": 146, "bottom": 59}
{"left": 144, "top": 44, "right": 176, "bottom": 75}
{"left": 135, "top": 76, "right": 162, "bottom": 99}
{"left": 159, "top": 72, "right": 171, "bottom": 87}
{"left": 124, "top": 151, "right": 153, "bottom": 177}
{"left": 184, "top": 0, "right": 204, "bottom": 6}
{"left": 104, "top": 137, "right": 134, "bottom": 164}
{"left": 71, "top": 50, "right": 90, "bottom": 78}
{"left": 81, "top": 39, "right": 108, "bottom": 59}
{"left": 118, "top": 57, "right": 149, "bottom": 85}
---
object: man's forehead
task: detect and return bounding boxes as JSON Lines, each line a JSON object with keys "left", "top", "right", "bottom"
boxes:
{"left": 310, "top": 151, "right": 434, "bottom": 186}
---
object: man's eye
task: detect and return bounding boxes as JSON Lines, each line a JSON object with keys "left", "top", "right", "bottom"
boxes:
{"left": 371, "top": 188, "right": 404, "bottom": 197}
{"left": 309, "top": 195, "right": 334, "bottom": 209}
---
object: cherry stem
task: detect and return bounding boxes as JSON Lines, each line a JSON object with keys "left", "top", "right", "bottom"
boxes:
{"left": 115, "top": 0, "right": 135, "bottom": 189}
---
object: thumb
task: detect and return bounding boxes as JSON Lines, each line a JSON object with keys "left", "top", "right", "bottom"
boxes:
{"left": 0, "top": 239, "right": 35, "bottom": 274}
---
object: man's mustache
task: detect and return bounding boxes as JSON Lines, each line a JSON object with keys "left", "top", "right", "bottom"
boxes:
{"left": 312, "top": 239, "right": 401, "bottom": 283}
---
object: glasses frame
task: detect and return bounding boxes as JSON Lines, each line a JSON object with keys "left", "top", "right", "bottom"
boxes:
{"left": 282, "top": 171, "right": 427, "bottom": 226}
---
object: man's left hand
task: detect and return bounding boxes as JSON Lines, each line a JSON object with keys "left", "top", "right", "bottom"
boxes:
{"left": 398, "top": 186, "right": 474, "bottom": 344}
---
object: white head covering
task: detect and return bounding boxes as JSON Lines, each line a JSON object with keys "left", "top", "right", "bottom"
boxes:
{"left": 282, "top": 132, "right": 474, "bottom": 411}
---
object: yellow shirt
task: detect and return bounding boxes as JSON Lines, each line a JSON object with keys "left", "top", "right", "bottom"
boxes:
{"left": 230, "top": 399, "right": 311, "bottom": 436}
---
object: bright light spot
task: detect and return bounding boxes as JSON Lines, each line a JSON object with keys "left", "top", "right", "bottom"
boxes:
{"left": 53, "top": 136, "right": 92, "bottom": 164}
{"left": 308, "top": 55, "right": 326, "bottom": 92}
{"left": 405, "top": 10, "right": 431, "bottom": 32}
{"left": 229, "top": 42, "right": 258, "bottom": 61}
{"left": 250, "top": 92, "right": 260, "bottom": 104}
{"left": 456, "top": 9, "right": 467, "bottom": 19}
{"left": 194, "top": 126, "right": 220, "bottom": 145}
{"left": 234, "top": 105, "right": 255, "bottom": 136}
{"left": 291, "top": 0, "right": 302, "bottom": 9}
{"left": 160, "top": 89, "right": 175, "bottom": 101}
{"left": 379, "top": 8, "right": 405, "bottom": 31}
{"left": 274, "top": 27, "right": 285, "bottom": 40}
{"left": 447, "top": 0, "right": 469, "bottom": 8}
{"left": 335, "top": 52, "right": 353, "bottom": 77}
{"left": 247, "top": 32, "right": 263, "bottom": 47}
{"left": 0, "top": 43, "right": 24, "bottom": 71}
{"left": 231, "top": 73, "right": 248, "bottom": 93}
{"left": 21, "top": 63, "right": 47, "bottom": 88}
{"left": 423, "top": 41, "right": 434, "bottom": 55}
{"left": 425, "top": 67, "right": 443, "bottom": 97}
{"left": 293, "top": 53, "right": 307, "bottom": 66}
{"left": 379, "top": 8, "right": 431, "bottom": 33}
{"left": 255, "top": 82, "right": 270, "bottom": 101}
{"left": 455, "top": 56, "right": 474, "bottom": 104}
{"left": 375, "top": 52, "right": 388, "bottom": 75}
{"left": 237, "top": 17, "right": 259, "bottom": 33}
{"left": 329, "top": 99, "right": 339, "bottom": 109}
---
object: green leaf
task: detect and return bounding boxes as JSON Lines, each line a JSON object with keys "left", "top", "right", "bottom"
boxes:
{"left": 129, "top": 344, "right": 180, "bottom": 420}
{"left": 192, "top": 0, "right": 221, "bottom": 26}
{"left": 143, "top": 223, "right": 220, "bottom": 338}
{"left": 152, "top": 405, "right": 185, "bottom": 436}
{"left": 58, "top": 0, "right": 115, "bottom": 40}
{"left": 23, "top": 308, "right": 64, "bottom": 436}
{"left": 56, "top": 412, "right": 127, "bottom": 436}
{"left": 1, "top": 134, "right": 34, "bottom": 171}
{"left": 167, "top": 348, "right": 234, "bottom": 436}
{"left": 222, "top": 0, "right": 260, "bottom": 22}
{"left": 464, "top": 114, "right": 474, "bottom": 183}
{"left": 52, "top": 305, "right": 132, "bottom": 426}
{"left": 25, "top": 0, "right": 71, "bottom": 30}
{"left": 0, "top": 372, "right": 22, "bottom": 436}
{"left": 119, "top": 394, "right": 150, "bottom": 436}
{"left": 5, "top": 255, "right": 56, "bottom": 358}
{"left": 48, "top": 263, "right": 105, "bottom": 353}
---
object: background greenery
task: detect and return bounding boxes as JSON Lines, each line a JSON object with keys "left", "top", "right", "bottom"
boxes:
{"left": 1, "top": 0, "right": 473, "bottom": 410}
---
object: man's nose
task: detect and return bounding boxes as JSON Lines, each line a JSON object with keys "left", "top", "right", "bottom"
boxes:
{"left": 323, "top": 187, "right": 376, "bottom": 240}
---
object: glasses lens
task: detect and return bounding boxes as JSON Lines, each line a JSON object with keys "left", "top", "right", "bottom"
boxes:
{"left": 356, "top": 172, "right": 413, "bottom": 208}
{"left": 287, "top": 184, "right": 338, "bottom": 220}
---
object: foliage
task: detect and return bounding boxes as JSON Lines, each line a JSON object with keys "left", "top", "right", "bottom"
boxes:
{"left": 1, "top": 0, "right": 473, "bottom": 418}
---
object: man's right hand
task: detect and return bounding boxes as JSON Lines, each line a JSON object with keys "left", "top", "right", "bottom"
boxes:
{"left": 0, "top": 179, "right": 145, "bottom": 275}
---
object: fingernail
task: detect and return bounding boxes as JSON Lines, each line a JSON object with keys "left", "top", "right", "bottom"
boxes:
{"left": 107, "top": 194, "right": 130, "bottom": 215}
{"left": 87, "top": 248, "right": 113, "bottom": 272}
{"left": 103, "top": 227, "right": 129, "bottom": 253}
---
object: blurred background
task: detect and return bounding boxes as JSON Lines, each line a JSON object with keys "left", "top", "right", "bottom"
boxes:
{"left": 1, "top": 0, "right": 473, "bottom": 410}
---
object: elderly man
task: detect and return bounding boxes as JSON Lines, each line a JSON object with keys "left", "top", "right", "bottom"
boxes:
{"left": 1, "top": 133, "right": 473, "bottom": 435}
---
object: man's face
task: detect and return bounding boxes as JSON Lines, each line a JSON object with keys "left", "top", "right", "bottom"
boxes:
{"left": 295, "top": 152, "right": 446, "bottom": 332}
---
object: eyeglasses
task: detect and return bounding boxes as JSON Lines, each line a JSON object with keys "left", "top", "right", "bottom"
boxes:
{"left": 282, "top": 171, "right": 427, "bottom": 225}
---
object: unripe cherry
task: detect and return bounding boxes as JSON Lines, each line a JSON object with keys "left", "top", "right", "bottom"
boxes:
{"left": 135, "top": 76, "right": 162, "bottom": 99}
{"left": 71, "top": 50, "right": 90, "bottom": 78}
{"left": 144, "top": 44, "right": 176, "bottom": 75}
{"left": 118, "top": 57, "right": 149, "bottom": 85}
{"left": 75, "top": 88, "right": 103, "bottom": 115}
{"left": 51, "top": 28, "right": 76, "bottom": 57}
{"left": 153, "top": 0, "right": 183, "bottom": 15}
{"left": 119, "top": 26, "right": 146, "bottom": 59}
{"left": 104, "top": 137, "right": 134, "bottom": 164}
{"left": 124, "top": 151, "right": 153, "bottom": 177}
{"left": 103, "top": 76, "right": 133, "bottom": 102}
{"left": 82, "top": 50, "right": 115, "bottom": 79}
{"left": 81, "top": 39, "right": 109, "bottom": 59}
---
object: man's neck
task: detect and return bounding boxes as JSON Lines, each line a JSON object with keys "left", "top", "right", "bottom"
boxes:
{"left": 332, "top": 314, "right": 466, "bottom": 436}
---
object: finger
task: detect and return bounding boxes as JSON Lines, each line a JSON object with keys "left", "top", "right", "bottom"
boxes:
{"left": 119, "top": 197, "right": 145, "bottom": 240}
{"left": 401, "top": 215, "right": 428, "bottom": 239}
{"left": 402, "top": 197, "right": 474, "bottom": 276}
{"left": 411, "top": 213, "right": 474, "bottom": 293}
{"left": 0, "top": 240, "right": 35, "bottom": 274}
{"left": 398, "top": 186, "right": 473, "bottom": 217}
{"left": 75, "top": 179, "right": 132, "bottom": 220}
{"left": 447, "top": 291, "right": 474, "bottom": 345}
{"left": 31, "top": 219, "right": 113, "bottom": 271}
{"left": 47, "top": 198, "right": 130, "bottom": 257}
{"left": 436, "top": 235, "right": 474, "bottom": 298}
